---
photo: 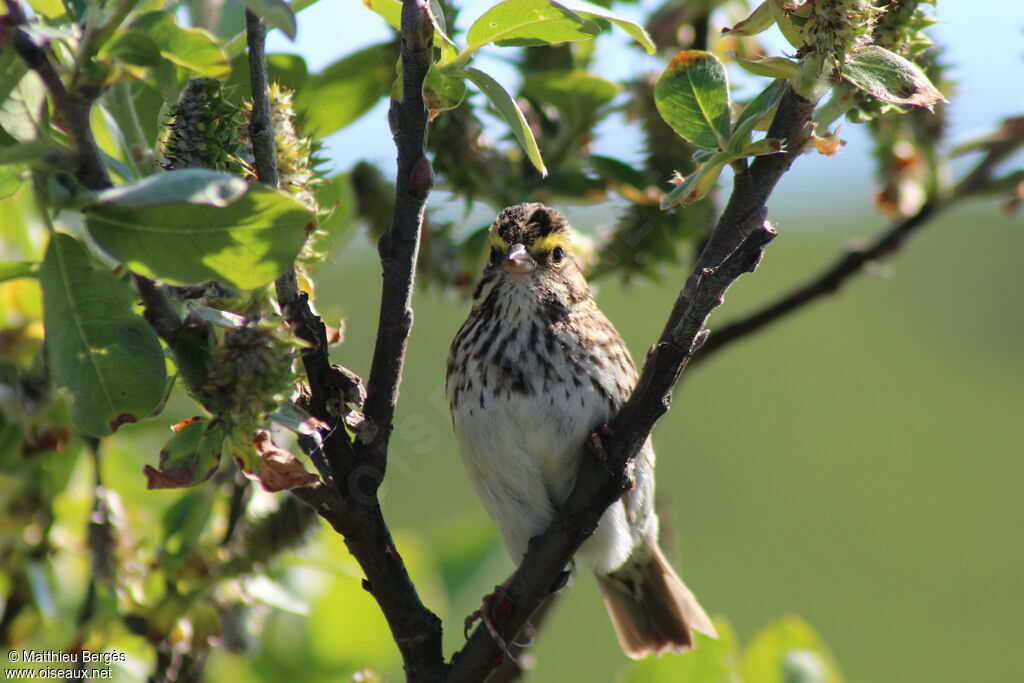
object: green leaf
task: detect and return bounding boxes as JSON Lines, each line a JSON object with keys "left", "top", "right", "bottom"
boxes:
{"left": 618, "top": 618, "right": 741, "bottom": 683}
{"left": 295, "top": 43, "right": 394, "bottom": 136}
{"left": 84, "top": 174, "right": 312, "bottom": 289}
{"left": 26, "top": 0, "right": 65, "bottom": 19}
{"left": 0, "top": 261, "right": 38, "bottom": 282}
{"left": 553, "top": 0, "right": 655, "bottom": 53}
{"left": 768, "top": 0, "right": 810, "bottom": 49}
{"left": 0, "top": 46, "right": 28, "bottom": 107}
{"left": 423, "top": 64, "right": 468, "bottom": 114}
{"left": 843, "top": 45, "right": 945, "bottom": 107}
{"left": 466, "top": 0, "right": 599, "bottom": 52}
{"left": 145, "top": 418, "right": 226, "bottom": 489}
{"left": 661, "top": 152, "right": 730, "bottom": 209}
{"left": 0, "top": 71, "right": 46, "bottom": 143}
{"left": 733, "top": 55, "right": 801, "bottom": 80}
{"left": 521, "top": 69, "right": 619, "bottom": 129}
{"left": 0, "top": 166, "right": 24, "bottom": 199}
{"left": 655, "top": 51, "right": 731, "bottom": 150}
{"left": 130, "top": 12, "right": 231, "bottom": 78}
{"left": 729, "top": 79, "right": 787, "bottom": 152}
{"left": 40, "top": 233, "right": 167, "bottom": 437}
{"left": 86, "top": 168, "right": 249, "bottom": 209}
{"left": 241, "top": 0, "right": 297, "bottom": 41}
{"left": 99, "top": 29, "right": 163, "bottom": 67}
{"left": 742, "top": 616, "right": 845, "bottom": 683}
{"left": 463, "top": 67, "right": 547, "bottom": 176}
{"left": 722, "top": 1, "right": 774, "bottom": 37}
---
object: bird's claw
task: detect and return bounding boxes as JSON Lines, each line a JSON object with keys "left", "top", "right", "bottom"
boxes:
{"left": 589, "top": 425, "right": 637, "bottom": 489}
{"left": 464, "top": 586, "right": 521, "bottom": 667}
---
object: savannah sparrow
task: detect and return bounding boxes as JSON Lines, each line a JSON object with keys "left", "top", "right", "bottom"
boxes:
{"left": 446, "top": 203, "right": 716, "bottom": 657}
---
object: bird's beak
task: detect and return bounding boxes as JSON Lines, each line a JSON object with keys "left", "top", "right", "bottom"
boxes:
{"left": 503, "top": 243, "right": 535, "bottom": 275}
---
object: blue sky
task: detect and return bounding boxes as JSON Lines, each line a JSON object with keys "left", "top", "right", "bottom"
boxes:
{"left": 268, "top": 0, "right": 1023, "bottom": 223}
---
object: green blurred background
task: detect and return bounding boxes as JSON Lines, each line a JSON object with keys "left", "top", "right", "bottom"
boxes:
{"left": 32, "top": 195, "right": 1021, "bottom": 683}
{"left": 189, "top": 201, "right": 1018, "bottom": 681}
{"left": 5, "top": 0, "right": 1020, "bottom": 679}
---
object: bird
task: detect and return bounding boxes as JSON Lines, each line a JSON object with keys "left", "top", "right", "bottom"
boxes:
{"left": 446, "top": 202, "right": 716, "bottom": 658}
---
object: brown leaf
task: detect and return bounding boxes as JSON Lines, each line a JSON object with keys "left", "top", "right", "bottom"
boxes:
{"left": 241, "top": 432, "right": 319, "bottom": 492}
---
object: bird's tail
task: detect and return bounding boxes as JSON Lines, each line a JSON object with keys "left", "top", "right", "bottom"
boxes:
{"left": 595, "top": 542, "right": 716, "bottom": 659}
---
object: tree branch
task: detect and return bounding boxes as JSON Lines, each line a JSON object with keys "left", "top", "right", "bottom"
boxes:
{"left": 691, "top": 138, "right": 1023, "bottom": 365}
{"left": 358, "top": 0, "right": 436, "bottom": 478}
{"left": 241, "top": 2, "right": 445, "bottom": 679}
{"left": 7, "top": 1, "right": 110, "bottom": 190}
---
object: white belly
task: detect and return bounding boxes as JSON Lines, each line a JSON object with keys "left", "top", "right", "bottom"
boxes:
{"left": 449, "top": 317, "right": 651, "bottom": 573}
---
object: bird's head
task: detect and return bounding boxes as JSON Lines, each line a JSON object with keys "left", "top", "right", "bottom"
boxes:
{"left": 476, "top": 203, "right": 590, "bottom": 316}
{"left": 486, "top": 203, "right": 574, "bottom": 279}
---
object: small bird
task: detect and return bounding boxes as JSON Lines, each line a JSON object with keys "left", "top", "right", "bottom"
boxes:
{"left": 446, "top": 203, "right": 716, "bottom": 657}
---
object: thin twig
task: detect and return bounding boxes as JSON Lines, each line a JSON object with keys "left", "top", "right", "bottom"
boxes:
{"left": 7, "top": 1, "right": 110, "bottom": 190}
{"left": 358, "top": 0, "right": 436, "bottom": 478}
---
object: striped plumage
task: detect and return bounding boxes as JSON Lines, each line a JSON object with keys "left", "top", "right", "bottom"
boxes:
{"left": 446, "top": 203, "right": 716, "bottom": 657}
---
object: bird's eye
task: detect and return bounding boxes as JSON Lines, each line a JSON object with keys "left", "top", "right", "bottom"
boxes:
{"left": 489, "top": 246, "right": 502, "bottom": 265}
{"left": 551, "top": 246, "right": 565, "bottom": 263}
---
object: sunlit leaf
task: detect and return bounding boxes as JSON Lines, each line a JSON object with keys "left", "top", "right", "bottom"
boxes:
{"left": 99, "top": 29, "right": 163, "bottom": 67}
{"left": 423, "top": 64, "right": 468, "bottom": 114}
{"left": 83, "top": 172, "right": 312, "bottom": 289}
{"left": 130, "top": 12, "right": 231, "bottom": 78}
{"left": 466, "top": 0, "right": 599, "bottom": 52}
{"left": 655, "top": 51, "right": 731, "bottom": 150}
{"left": 661, "top": 152, "right": 730, "bottom": 209}
{"left": 729, "top": 79, "right": 787, "bottom": 152}
{"left": 843, "top": 46, "right": 945, "bottom": 107}
{"left": 463, "top": 67, "right": 547, "bottom": 176}
{"left": 722, "top": 1, "right": 774, "bottom": 37}
{"left": 742, "top": 615, "right": 845, "bottom": 683}
{"left": 0, "top": 166, "right": 24, "bottom": 199}
{"left": 733, "top": 55, "right": 801, "bottom": 80}
{"left": 554, "top": 0, "right": 655, "bottom": 53}
{"left": 40, "top": 233, "right": 167, "bottom": 437}
{"left": 0, "top": 71, "right": 46, "bottom": 143}
{"left": 27, "top": 0, "right": 65, "bottom": 18}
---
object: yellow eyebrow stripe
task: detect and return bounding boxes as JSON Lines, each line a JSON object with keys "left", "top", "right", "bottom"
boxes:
{"left": 530, "top": 233, "right": 570, "bottom": 254}
{"left": 488, "top": 231, "right": 508, "bottom": 249}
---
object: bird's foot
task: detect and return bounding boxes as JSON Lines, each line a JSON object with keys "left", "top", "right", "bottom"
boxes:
{"left": 464, "top": 585, "right": 520, "bottom": 664}
{"left": 588, "top": 425, "right": 635, "bottom": 488}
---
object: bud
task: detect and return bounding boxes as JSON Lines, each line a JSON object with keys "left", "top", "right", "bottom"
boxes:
{"left": 162, "top": 79, "right": 252, "bottom": 176}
